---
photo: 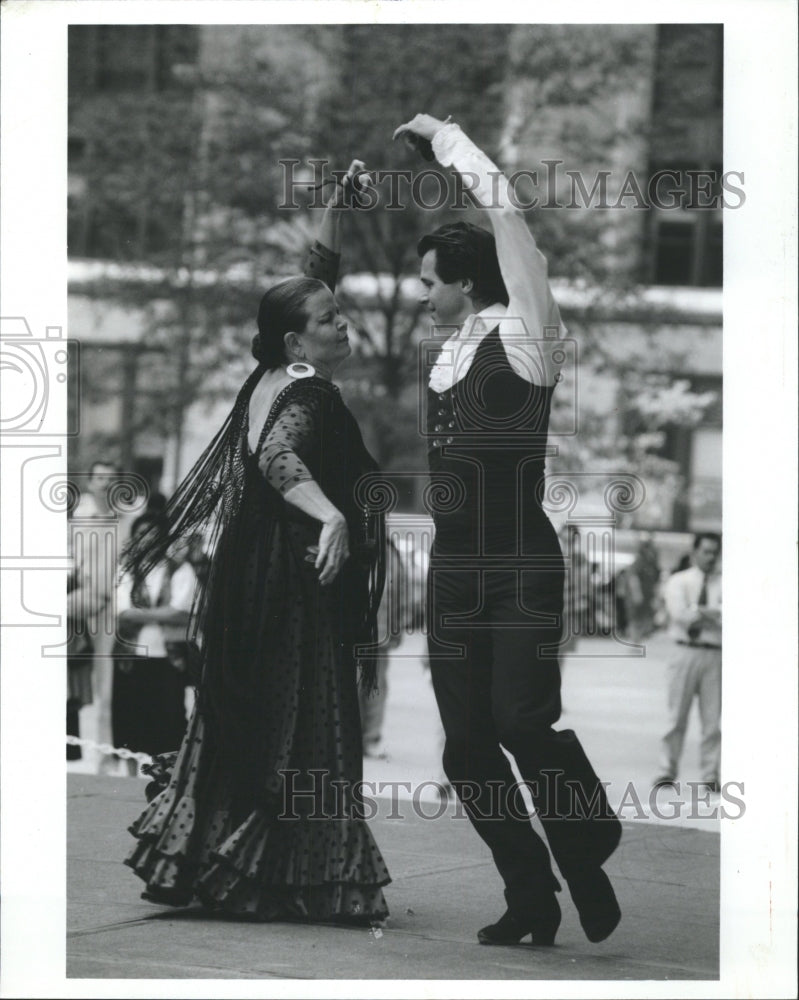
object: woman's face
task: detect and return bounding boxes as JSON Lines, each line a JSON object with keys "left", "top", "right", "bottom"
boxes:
{"left": 293, "top": 287, "right": 351, "bottom": 374}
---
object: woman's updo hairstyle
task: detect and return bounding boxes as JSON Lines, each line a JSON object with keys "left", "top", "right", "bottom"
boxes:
{"left": 252, "top": 276, "right": 328, "bottom": 369}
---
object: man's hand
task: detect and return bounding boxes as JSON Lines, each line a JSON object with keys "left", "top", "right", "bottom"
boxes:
{"left": 393, "top": 114, "right": 452, "bottom": 150}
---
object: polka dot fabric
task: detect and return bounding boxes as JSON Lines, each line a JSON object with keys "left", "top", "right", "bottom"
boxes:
{"left": 258, "top": 399, "right": 317, "bottom": 495}
{"left": 124, "top": 378, "right": 390, "bottom": 924}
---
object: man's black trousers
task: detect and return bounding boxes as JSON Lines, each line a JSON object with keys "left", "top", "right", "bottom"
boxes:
{"left": 427, "top": 558, "right": 621, "bottom": 895}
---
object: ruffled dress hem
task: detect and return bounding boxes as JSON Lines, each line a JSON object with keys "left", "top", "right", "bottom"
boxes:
{"left": 125, "top": 787, "right": 390, "bottom": 924}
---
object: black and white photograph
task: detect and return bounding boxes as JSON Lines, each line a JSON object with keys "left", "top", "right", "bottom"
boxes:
{"left": 0, "top": 1, "right": 796, "bottom": 997}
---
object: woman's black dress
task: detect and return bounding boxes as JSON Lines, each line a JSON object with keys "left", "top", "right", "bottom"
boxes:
{"left": 125, "top": 376, "right": 391, "bottom": 922}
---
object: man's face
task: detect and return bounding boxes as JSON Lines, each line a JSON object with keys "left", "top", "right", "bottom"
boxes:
{"left": 694, "top": 539, "right": 720, "bottom": 574}
{"left": 419, "top": 249, "right": 470, "bottom": 329}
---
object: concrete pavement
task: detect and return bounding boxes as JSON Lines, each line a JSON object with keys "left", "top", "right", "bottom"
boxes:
{"left": 68, "top": 773, "right": 718, "bottom": 981}
{"left": 67, "top": 631, "right": 720, "bottom": 981}
{"left": 362, "top": 631, "right": 725, "bottom": 830}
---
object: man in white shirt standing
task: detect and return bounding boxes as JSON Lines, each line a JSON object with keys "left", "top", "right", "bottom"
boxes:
{"left": 654, "top": 533, "right": 722, "bottom": 792}
{"left": 394, "top": 114, "right": 622, "bottom": 949}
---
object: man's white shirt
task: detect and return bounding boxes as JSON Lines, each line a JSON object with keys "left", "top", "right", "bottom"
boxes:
{"left": 428, "top": 124, "right": 567, "bottom": 392}
{"left": 664, "top": 565, "right": 722, "bottom": 647}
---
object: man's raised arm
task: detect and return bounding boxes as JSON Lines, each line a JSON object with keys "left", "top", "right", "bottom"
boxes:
{"left": 395, "top": 114, "right": 566, "bottom": 384}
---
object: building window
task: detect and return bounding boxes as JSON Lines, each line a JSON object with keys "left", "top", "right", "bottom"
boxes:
{"left": 646, "top": 156, "right": 723, "bottom": 287}
{"left": 647, "top": 25, "right": 723, "bottom": 288}
{"left": 652, "top": 25, "right": 723, "bottom": 116}
{"left": 650, "top": 209, "right": 723, "bottom": 287}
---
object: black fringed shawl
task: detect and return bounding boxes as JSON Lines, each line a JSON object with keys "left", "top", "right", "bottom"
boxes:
{"left": 121, "top": 236, "right": 386, "bottom": 691}
{"left": 122, "top": 371, "right": 386, "bottom": 807}
{"left": 121, "top": 235, "right": 386, "bottom": 803}
{"left": 120, "top": 361, "right": 264, "bottom": 613}
{"left": 121, "top": 372, "right": 386, "bottom": 694}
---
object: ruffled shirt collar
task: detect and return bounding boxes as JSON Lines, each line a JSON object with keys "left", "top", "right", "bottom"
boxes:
{"left": 428, "top": 303, "right": 506, "bottom": 393}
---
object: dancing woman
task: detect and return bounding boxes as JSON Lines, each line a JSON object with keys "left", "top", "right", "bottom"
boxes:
{"left": 123, "top": 161, "right": 391, "bottom": 924}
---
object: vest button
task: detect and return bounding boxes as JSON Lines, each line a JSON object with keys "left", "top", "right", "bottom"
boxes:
{"left": 447, "top": 420, "right": 455, "bottom": 429}
{"left": 438, "top": 408, "right": 446, "bottom": 416}
{"left": 434, "top": 424, "right": 443, "bottom": 432}
{"left": 445, "top": 437, "right": 454, "bottom": 445}
{"left": 433, "top": 438, "right": 442, "bottom": 448}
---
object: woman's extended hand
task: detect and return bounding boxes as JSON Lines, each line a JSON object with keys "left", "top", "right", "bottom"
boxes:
{"left": 281, "top": 481, "right": 350, "bottom": 583}
{"left": 313, "top": 513, "right": 350, "bottom": 585}
{"left": 328, "top": 158, "right": 371, "bottom": 208}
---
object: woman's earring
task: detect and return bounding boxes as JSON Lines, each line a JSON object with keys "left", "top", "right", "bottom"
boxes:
{"left": 287, "top": 361, "right": 316, "bottom": 379}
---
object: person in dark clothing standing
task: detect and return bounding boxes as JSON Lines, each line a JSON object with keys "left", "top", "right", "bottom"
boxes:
{"left": 112, "top": 513, "right": 197, "bottom": 772}
{"left": 394, "top": 114, "right": 622, "bottom": 947}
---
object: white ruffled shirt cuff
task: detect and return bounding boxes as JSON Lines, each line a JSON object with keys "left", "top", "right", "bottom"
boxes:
{"left": 431, "top": 123, "right": 465, "bottom": 166}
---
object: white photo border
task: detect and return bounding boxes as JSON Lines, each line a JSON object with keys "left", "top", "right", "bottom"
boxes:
{"left": 1, "top": 1, "right": 796, "bottom": 998}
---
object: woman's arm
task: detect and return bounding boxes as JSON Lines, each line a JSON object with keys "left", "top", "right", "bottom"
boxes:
{"left": 317, "top": 158, "right": 368, "bottom": 253}
{"left": 258, "top": 396, "right": 349, "bottom": 586}
{"left": 280, "top": 480, "right": 349, "bottom": 586}
{"left": 305, "top": 159, "right": 369, "bottom": 291}
{"left": 119, "top": 606, "right": 190, "bottom": 627}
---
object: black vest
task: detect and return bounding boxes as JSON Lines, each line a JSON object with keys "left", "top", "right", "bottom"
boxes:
{"left": 426, "top": 328, "right": 558, "bottom": 555}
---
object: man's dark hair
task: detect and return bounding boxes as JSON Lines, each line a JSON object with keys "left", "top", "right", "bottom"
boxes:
{"left": 693, "top": 532, "right": 721, "bottom": 551}
{"left": 417, "top": 222, "right": 509, "bottom": 306}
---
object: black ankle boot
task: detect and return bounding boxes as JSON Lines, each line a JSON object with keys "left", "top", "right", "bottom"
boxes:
{"left": 478, "top": 892, "right": 561, "bottom": 946}
{"left": 566, "top": 866, "right": 621, "bottom": 943}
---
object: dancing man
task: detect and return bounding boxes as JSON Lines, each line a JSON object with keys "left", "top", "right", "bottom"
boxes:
{"left": 394, "top": 114, "right": 622, "bottom": 946}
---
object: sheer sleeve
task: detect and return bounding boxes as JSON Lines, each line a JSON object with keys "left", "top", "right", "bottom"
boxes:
{"left": 304, "top": 239, "right": 340, "bottom": 292}
{"left": 257, "top": 397, "right": 318, "bottom": 495}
